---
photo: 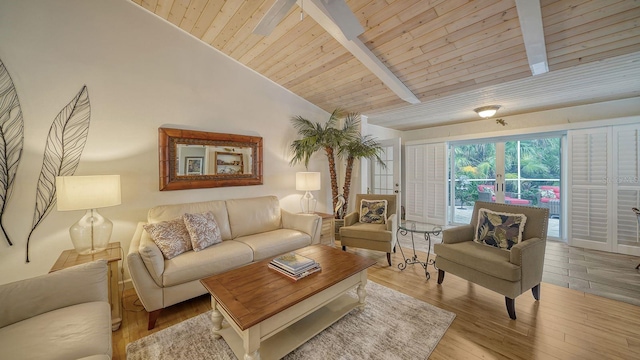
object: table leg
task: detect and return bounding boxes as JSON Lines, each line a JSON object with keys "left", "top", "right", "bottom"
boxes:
{"left": 243, "top": 326, "right": 261, "bottom": 360}
{"left": 357, "top": 273, "right": 367, "bottom": 309}
{"left": 211, "top": 298, "right": 223, "bottom": 339}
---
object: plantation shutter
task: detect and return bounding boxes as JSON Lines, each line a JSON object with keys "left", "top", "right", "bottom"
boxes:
{"left": 568, "top": 128, "right": 610, "bottom": 251}
{"left": 405, "top": 143, "right": 446, "bottom": 225}
{"left": 615, "top": 124, "right": 640, "bottom": 253}
{"left": 405, "top": 144, "right": 425, "bottom": 221}
{"left": 425, "top": 143, "right": 447, "bottom": 225}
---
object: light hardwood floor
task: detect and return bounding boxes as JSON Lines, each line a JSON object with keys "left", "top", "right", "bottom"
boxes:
{"left": 113, "top": 246, "right": 640, "bottom": 360}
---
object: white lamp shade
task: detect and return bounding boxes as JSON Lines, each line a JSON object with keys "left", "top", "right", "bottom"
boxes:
{"left": 296, "top": 172, "right": 321, "bottom": 191}
{"left": 56, "top": 175, "right": 121, "bottom": 211}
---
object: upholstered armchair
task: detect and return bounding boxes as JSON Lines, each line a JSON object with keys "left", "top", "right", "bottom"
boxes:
{"left": 339, "top": 194, "right": 398, "bottom": 266}
{"left": 434, "top": 201, "right": 549, "bottom": 319}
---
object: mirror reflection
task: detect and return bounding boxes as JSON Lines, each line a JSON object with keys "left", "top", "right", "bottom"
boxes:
{"left": 176, "top": 144, "right": 253, "bottom": 176}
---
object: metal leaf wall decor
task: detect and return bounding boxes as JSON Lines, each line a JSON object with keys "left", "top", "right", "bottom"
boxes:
{"left": 0, "top": 59, "right": 25, "bottom": 247}
{"left": 26, "top": 85, "right": 91, "bottom": 262}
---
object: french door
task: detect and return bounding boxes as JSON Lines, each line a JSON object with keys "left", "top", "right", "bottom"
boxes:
{"left": 450, "top": 136, "right": 563, "bottom": 239}
{"left": 371, "top": 138, "right": 401, "bottom": 216}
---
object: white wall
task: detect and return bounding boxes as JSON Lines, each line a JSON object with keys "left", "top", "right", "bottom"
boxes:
{"left": 0, "top": 0, "right": 330, "bottom": 283}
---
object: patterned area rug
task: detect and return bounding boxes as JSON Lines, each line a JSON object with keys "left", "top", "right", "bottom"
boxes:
{"left": 126, "top": 281, "right": 455, "bottom": 360}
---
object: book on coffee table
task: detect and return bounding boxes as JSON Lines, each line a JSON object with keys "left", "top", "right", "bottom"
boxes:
{"left": 270, "top": 252, "right": 317, "bottom": 274}
{"left": 268, "top": 263, "right": 321, "bottom": 281}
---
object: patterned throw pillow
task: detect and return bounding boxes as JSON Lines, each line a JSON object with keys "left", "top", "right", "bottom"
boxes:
{"left": 540, "top": 189, "right": 557, "bottom": 199}
{"left": 143, "top": 217, "right": 192, "bottom": 259}
{"left": 474, "top": 208, "right": 527, "bottom": 251}
{"left": 183, "top": 211, "right": 222, "bottom": 251}
{"left": 360, "top": 199, "right": 388, "bottom": 224}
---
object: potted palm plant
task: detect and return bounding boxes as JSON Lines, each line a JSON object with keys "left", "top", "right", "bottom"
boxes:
{"left": 289, "top": 109, "right": 385, "bottom": 223}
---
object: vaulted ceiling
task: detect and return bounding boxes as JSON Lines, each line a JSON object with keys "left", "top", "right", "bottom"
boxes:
{"left": 131, "top": 0, "right": 640, "bottom": 130}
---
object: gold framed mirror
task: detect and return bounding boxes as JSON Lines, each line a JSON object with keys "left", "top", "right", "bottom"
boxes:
{"left": 158, "top": 127, "right": 263, "bottom": 191}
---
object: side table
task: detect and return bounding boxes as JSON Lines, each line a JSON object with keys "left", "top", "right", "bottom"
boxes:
{"left": 50, "top": 242, "right": 122, "bottom": 331}
{"left": 396, "top": 222, "right": 442, "bottom": 280}
{"left": 314, "top": 212, "right": 335, "bottom": 247}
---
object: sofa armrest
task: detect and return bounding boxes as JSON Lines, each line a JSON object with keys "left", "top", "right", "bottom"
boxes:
{"left": 0, "top": 259, "right": 108, "bottom": 328}
{"left": 344, "top": 212, "right": 359, "bottom": 226}
{"left": 281, "top": 210, "right": 321, "bottom": 244}
{"left": 510, "top": 237, "right": 546, "bottom": 290}
{"left": 442, "top": 224, "right": 474, "bottom": 244}
{"left": 127, "top": 222, "right": 164, "bottom": 312}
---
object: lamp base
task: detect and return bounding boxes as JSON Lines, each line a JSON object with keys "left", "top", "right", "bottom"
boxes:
{"left": 70, "top": 209, "right": 113, "bottom": 255}
{"left": 300, "top": 191, "right": 317, "bottom": 214}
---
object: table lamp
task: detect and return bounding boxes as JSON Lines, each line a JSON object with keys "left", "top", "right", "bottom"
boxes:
{"left": 56, "top": 175, "right": 121, "bottom": 254}
{"left": 296, "top": 172, "right": 320, "bottom": 214}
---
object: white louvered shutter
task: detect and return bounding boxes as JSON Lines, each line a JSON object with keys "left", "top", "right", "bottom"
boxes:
{"left": 614, "top": 124, "right": 640, "bottom": 254}
{"left": 404, "top": 143, "right": 447, "bottom": 225}
{"left": 425, "top": 143, "right": 447, "bottom": 225}
{"left": 568, "top": 128, "right": 611, "bottom": 251}
{"left": 405, "top": 144, "right": 425, "bottom": 222}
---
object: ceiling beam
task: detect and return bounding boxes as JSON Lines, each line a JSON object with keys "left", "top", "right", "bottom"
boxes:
{"left": 515, "top": 0, "right": 549, "bottom": 75}
{"left": 300, "top": 0, "right": 420, "bottom": 104}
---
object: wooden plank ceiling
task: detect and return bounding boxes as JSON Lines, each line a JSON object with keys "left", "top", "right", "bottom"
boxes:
{"left": 132, "top": 0, "right": 640, "bottom": 129}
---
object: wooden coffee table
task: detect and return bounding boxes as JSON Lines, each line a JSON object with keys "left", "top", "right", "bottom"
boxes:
{"left": 200, "top": 244, "right": 376, "bottom": 360}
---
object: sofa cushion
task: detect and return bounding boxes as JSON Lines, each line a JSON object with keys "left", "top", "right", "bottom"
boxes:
{"left": 162, "top": 240, "right": 253, "bottom": 287}
{"left": 226, "top": 196, "right": 281, "bottom": 238}
{"left": 360, "top": 199, "right": 388, "bottom": 224}
{"left": 0, "top": 301, "right": 111, "bottom": 360}
{"left": 340, "top": 222, "right": 391, "bottom": 242}
{"left": 183, "top": 211, "right": 222, "bottom": 251}
{"left": 474, "top": 208, "right": 527, "bottom": 250}
{"left": 434, "top": 241, "right": 521, "bottom": 281}
{"left": 148, "top": 199, "right": 232, "bottom": 240}
{"left": 234, "top": 229, "right": 312, "bottom": 261}
{"left": 143, "top": 217, "right": 192, "bottom": 259}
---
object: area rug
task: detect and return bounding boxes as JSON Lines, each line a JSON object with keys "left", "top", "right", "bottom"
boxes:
{"left": 126, "top": 281, "right": 455, "bottom": 360}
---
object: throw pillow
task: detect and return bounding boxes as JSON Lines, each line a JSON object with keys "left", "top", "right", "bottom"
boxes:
{"left": 474, "top": 208, "right": 527, "bottom": 251}
{"left": 360, "top": 199, "right": 388, "bottom": 224}
{"left": 540, "top": 189, "right": 557, "bottom": 199}
{"left": 143, "top": 217, "right": 192, "bottom": 259}
{"left": 183, "top": 211, "right": 222, "bottom": 251}
{"left": 482, "top": 186, "right": 495, "bottom": 196}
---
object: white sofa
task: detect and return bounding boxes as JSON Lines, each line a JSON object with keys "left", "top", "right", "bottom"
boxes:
{"left": 127, "top": 195, "right": 321, "bottom": 329}
{"left": 0, "top": 260, "right": 112, "bottom": 360}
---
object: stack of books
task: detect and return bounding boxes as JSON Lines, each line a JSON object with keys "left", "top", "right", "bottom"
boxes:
{"left": 269, "top": 252, "right": 321, "bottom": 281}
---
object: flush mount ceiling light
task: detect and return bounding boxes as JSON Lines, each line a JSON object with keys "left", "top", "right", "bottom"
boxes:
{"left": 474, "top": 105, "right": 501, "bottom": 118}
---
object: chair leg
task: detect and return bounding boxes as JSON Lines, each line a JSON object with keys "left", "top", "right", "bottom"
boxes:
{"left": 342, "top": 246, "right": 346, "bottom": 251}
{"left": 437, "top": 269, "right": 445, "bottom": 284}
{"left": 148, "top": 309, "right": 162, "bottom": 330}
{"left": 531, "top": 284, "right": 541, "bottom": 301}
{"left": 386, "top": 253, "right": 392, "bottom": 266}
{"left": 505, "top": 297, "right": 516, "bottom": 320}
{"left": 393, "top": 245, "right": 396, "bottom": 253}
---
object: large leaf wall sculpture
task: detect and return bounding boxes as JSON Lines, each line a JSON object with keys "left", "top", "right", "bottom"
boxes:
{"left": 26, "top": 85, "right": 90, "bottom": 262}
{"left": 0, "top": 59, "right": 25, "bottom": 247}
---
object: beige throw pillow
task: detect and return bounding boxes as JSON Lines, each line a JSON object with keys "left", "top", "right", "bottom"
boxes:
{"left": 183, "top": 211, "right": 222, "bottom": 251}
{"left": 143, "top": 217, "right": 192, "bottom": 259}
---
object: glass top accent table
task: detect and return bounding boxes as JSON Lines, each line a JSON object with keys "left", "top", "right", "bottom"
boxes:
{"left": 397, "top": 222, "right": 442, "bottom": 279}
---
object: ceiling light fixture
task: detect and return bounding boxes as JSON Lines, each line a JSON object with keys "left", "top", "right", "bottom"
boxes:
{"left": 474, "top": 105, "right": 501, "bottom": 119}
